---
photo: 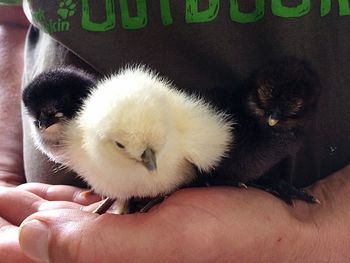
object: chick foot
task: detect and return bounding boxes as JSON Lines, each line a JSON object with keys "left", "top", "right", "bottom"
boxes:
{"left": 248, "top": 179, "right": 320, "bottom": 205}
{"left": 140, "top": 196, "right": 166, "bottom": 213}
{"left": 93, "top": 197, "right": 117, "bottom": 214}
{"left": 237, "top": 182, "right": 248, "bottom": 189}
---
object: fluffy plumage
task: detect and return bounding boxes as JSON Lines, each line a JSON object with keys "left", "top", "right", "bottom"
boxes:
{"left": 210, "top": 57, "right": 320, "bottom": 204}
{"left": 62, "top": 66, "right": 233, "bottom": 201}
{"left": 246, "top": 57, "right": 318, "bottom": 132}
{"left": 22, "top": 67, "right": 96, "bottom": 162}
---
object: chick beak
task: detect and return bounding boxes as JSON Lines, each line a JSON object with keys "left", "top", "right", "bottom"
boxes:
{"left": 36, "top": 117, "right": 59, "bottom": 131}
{"left": 141, "top": 148, "right": 157, "bottom": 171}
{"left": 267, "top": 111, "right": 281, "bottom": 127}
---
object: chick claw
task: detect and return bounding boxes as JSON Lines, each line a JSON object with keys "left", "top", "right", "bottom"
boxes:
{"left": 139, "top": 196, "right": 167, "bottom": 213}
{"left": 93, "top": 197, "right": 117, "bottom": 215}
{"left": 238, "top": 182, "right": 248, "bottom": 189}
{"left": 248, "top": 179, "right": 320, "bottom": 206}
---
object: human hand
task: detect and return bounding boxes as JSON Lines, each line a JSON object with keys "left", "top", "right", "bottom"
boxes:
{"left": 0, "top": 183, "right": 101, "bottom": 263}
{"left": 2, "top": 165, "right": 349, "bottom": 263}
{"left": 15, "top": 183, "right": 331, "bottom": 263}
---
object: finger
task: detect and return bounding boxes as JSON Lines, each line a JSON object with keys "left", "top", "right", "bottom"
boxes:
{"left": 0, "top": 187, "right": 97, "bottom": 226}
{"left": 19, "top": 208, "right": 186, "bottom": 263}
{"left": 36, "top": 200, "right": 84, "bottom": 211}
{"left": 17, "top": 183, "right": 101, "bottom": 205}
{"left": 0, "top": 215, "right": 12, "bottom": 229}
{"left": 0, "top": 218, "right": 37, "bottom": 263}
{"left": 0, "top": 187, "right": 45, "bottom": 225}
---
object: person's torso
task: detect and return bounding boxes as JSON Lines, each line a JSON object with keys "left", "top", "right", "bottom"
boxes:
{"left": 22, "top": 0, "right": 350, "bottom": 187}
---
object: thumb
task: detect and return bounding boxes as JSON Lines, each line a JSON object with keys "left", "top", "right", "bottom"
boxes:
{"left": 18, "top": 209, "right": 153, "bottom": 263}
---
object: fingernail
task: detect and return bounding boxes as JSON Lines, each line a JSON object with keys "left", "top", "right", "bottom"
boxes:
{"left": 19, "top": 219, "right": 50, "bottom": 263}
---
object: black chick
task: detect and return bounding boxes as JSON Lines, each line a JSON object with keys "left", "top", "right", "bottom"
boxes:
{"left": 22, "top": 66, "right": 97, "bottom": 162}
{"left": 209, "top": 57, "right": 320, "bottom": 204}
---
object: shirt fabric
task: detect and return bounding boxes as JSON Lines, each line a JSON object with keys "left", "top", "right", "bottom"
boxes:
{"left": 21, "top": 0, "right": 350, "bottom": 187}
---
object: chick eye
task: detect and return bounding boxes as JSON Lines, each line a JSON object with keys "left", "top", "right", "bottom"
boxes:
{"left": 115, "top": 142, "right": 125, "bottom": 149}
{"left": 265, "top": 110, "right": 273, "bottom": 116}
{"left": 287, "top": 111, "right": 299, "bottom": 118}
{"left": 258, "top": 84, "right": 272, "bottom": 99}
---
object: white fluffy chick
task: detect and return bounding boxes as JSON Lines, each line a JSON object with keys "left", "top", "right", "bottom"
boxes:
{"left": 62, "top": 66, "right": 233, "bottom": 205}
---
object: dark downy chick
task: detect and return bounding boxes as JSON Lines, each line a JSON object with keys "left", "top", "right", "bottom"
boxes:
{"left": 210, "top": 57, "right": 320, "bottom": 204}
{"left": 247, "top": 56, "right": 319, "bottom": 133}
{"left": 22, "top": 67, "right": 97, "bottom": 163}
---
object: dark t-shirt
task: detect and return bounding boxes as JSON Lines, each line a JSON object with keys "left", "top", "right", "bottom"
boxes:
{"left": 22, "top": 1, "right": 350, "bottom": 187}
